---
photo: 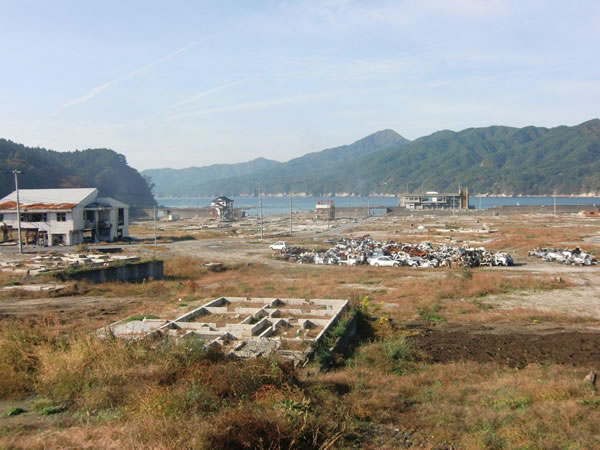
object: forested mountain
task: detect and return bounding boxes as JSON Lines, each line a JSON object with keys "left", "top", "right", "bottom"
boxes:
{"left": 156, "top": 120, "right": 600, "bottom": 196}
{"left": 142, "top": 157, "right": 279, "bottom": 197}
{"left": 0, "top": 140, "right": 155, "bottom": 207}
{"left": 331, "top": 119, "right": 600, "bottom": 195}
{"left": 144, "top": 129, "right": 409, "bottom": 197}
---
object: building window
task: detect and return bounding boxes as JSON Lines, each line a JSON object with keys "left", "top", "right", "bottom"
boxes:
{"left": 56, "top": 212, "right": 66, "bottom": 222}
{"left": 0, "top": 214, "right": 3, "bottom": 221}
{"left": 22, "top": 213, "right": 47, "bottom": 222}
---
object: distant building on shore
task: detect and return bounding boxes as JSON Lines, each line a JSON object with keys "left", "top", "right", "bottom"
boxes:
{"left": 315, "top": 200, "right": 335, "bottom": 220}
{"left": 209, "top": 196, "right": 234, "bottom": 220}
{"left": 398, "top": 189, "right": 469, "bottom": 210}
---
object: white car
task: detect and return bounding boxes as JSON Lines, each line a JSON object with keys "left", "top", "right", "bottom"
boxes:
{"left": 338, "top": 257, "right": 359, "bottom": 266}
{"left": 269, "top": 241, "right": 288, "bottom": 250}
{"left": 368, "top": 256, "right": 399, "bottom": 267}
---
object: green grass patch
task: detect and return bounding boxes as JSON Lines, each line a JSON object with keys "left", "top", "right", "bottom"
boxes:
{"left": 34, "top": 400, "right": 64, "bottom": 416}
{"left": 125, "top": 314, "right": 159, "bottom": 322}
{"left": 4, "top": 407, "right": 26, "bottom": 417}
{"left": 418, "top": 304, "right": 446, "bottom": 322}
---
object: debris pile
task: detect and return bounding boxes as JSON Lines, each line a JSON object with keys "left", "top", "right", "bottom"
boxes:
{"left": 0, "top": 253, "right": 139, "bottom": 275}
{"left": 528, "top": 247, "right": 596, "bottom": 266}
{"left": 277, "top": 237, "right": 513, "bottom": 268}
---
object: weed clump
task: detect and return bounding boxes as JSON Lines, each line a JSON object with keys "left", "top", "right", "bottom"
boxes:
{"left": 4, "top": 407, "right": 25, "bottom": 417}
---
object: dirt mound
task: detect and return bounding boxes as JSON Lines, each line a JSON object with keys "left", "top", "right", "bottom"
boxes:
{"left": 408, "top": 324, "right": 600, "bottom": 368}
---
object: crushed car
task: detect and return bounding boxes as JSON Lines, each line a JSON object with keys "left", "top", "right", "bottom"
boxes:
{"left": 528, "top": 247, "right": 596, "bottom": 266}
{"left": 274, "top": 236, "right": 513, "bottom": 268}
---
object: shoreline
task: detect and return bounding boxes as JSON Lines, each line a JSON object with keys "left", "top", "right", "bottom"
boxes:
{"left": 156, "top": 194, "right": 600, "bottom": 200}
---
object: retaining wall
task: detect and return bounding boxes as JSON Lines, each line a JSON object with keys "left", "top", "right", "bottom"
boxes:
{"left": 61, "top": 260, "right": 164, "bottom": 283}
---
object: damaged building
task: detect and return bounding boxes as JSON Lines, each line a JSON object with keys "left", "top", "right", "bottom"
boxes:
{"left": 209, "top": 196, "right": 234, "bottom": 220}
{"left": 0, "top": 188, "right": 129, "bottom": 246}
{"left": 399, "top": 189, "right": 469, "bottom": 210}
{"left": 315, "top": 200, "right": 335, "bottom": 220}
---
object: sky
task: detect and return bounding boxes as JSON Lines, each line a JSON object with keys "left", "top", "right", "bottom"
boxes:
{"left": 1, "top": 0, "right": 599, "bottom": 170}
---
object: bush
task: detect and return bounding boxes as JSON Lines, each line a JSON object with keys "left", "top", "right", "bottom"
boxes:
{"left": 350, "top": 337, "right": 416, "bottom": 375}
{"left": 5, "top": 407, "right": 25, "bottom": 417}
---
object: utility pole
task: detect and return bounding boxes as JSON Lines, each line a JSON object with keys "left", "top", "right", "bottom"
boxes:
{"left": 554, "top": 191, "right": 557, "bottom": 216}
{"left": 259, "top": 189, "right": 264, "bottom": 239}
{"left": 348, "top": 197, "right": 350, "bottom": 220}
{"left": 289, "top": 192, "right": 293, "bottom": 236}
{"left": 153, "top": 204, "right": 157, "bottom": 246}
{"left": 11, "top": 170, "right": 23, "bottom": 254}
{"left": 367, "top": 198, "right": 370, "bottom": 218}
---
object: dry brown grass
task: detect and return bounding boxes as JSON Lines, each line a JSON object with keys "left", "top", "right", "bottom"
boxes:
{"left": 486, "top": 222, "right": 600, "bottom": 254}
{"left": 313, "top": 361, "right": 600, "bottom": 448}
{"left": 1, "top": 217, "right": 596, "bottom": 448}
{"left": 1, "top": 293, "right": 599, "bottom": 448}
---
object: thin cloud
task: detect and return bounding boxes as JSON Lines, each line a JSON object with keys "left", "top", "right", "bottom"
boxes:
{"left": 48, "top": 81, "right": 115, "bottom": 116}
{"left": 47, "top": 39, "right": 207, "bottom": 117}
{"left": 169, "top": 79, "right": 247, "bottom": 109}
{"left": 168, "top": 91, "right": 345, "bottom": 120}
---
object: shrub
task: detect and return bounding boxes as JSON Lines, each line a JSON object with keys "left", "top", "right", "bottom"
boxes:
{"left": 350, "top": 337, "right": 416, "bottom": 375}
{"left": 5, "top": 407, "right": 26, "bottom": 417}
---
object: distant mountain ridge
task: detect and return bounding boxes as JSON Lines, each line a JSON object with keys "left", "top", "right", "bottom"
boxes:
{"left": 147, "top": 120, "right": 600, "bottom": 196}
{"left": 143, "top": 157, "right": 280, "bottom": 197}
{"left": 336, "top": 119, "right": 600, "bottom": 195}
{"left": 144, "top": 129, "right": 409, "bottom": 197}
{"left": 0, "top": 139, "right": 155, "bottom": 207}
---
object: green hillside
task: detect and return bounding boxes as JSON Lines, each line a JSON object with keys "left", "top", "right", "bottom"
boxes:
{"left": 334, "top": 119, "right": 600, "bottom": 195}
{"left": 145, "top": 129, "right": 409, "bottom": 197}
{"left": 187, "top": 120, "right": 600, "bottom": 196}
{"left": 0, "top": 139, "right": 155, "bottom": 207}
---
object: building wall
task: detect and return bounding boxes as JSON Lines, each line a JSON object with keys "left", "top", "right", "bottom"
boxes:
{"left": 71, "top": 205, "right": 86, "bottom": 230}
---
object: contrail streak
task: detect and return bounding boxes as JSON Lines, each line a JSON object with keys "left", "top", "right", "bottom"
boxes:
{"left": 169, "top": 79, "right": 247, "bottom": 109}
{"left": 48, "top": 39, "right": 207, "bottom": 117}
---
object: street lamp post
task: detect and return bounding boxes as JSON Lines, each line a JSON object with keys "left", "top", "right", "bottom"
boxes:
{"left": 259, "top": 188, "right": 264, "bottom": 240}
{"left": 10, "top": 170, "right": 23, "bottom": 254}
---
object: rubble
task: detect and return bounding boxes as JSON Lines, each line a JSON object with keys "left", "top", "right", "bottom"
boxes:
{"left": 276, "top": 236, "right": 513, "bottom": 268}
{"left": 528, "top": 247, "right": 597, "bottom": 266}
{"left": 0, "top": 252, "right": 139, "bottom": 275}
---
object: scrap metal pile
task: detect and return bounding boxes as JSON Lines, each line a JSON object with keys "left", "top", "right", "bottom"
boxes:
{"left": 528, "top": 247, "right": 597, "bottom": 266}
{"left": 277, "top": 237, "right": 513, "bottom": 268}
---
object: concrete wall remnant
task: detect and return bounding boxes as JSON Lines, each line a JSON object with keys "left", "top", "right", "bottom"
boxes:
{"left": 60, "top": 260, "right": 164, "bottom": 283}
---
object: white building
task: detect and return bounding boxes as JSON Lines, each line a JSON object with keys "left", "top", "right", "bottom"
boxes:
{"left": 398, "top": 189, "right": 469, "bottom": 210}
{"left": 0, "top": 188, "right": 129, "bottom": 246}
{"left": 209, "top": 196, "right": 234, "bottom": 220}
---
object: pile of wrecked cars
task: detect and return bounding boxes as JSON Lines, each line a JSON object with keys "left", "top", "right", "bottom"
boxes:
{"left": 528, "top": 247, "right": 597, "bottom": 266}
{"left": 275, "top": 236, "right": 513, "bottom": 268}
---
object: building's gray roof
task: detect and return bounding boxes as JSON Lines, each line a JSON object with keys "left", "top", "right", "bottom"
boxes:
{"left": 0, "top": 188, "right": 98, "bottom": 211}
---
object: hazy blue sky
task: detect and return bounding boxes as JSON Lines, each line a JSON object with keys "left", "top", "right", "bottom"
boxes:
{"left": 1, "top": 0, "right": 598, "bottom": 169}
